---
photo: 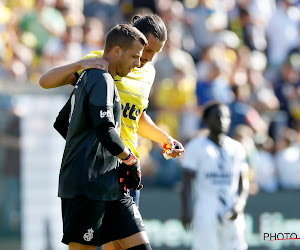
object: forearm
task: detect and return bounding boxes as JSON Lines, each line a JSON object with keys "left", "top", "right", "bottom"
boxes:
{"left": 234, "top": 192, "right": 248, "bottom": 213}
{"left": 117, "top": 147, "right": 131, "bottom": 160}
{"left": 95, "top": 123, "right": 130, "bottom": 160}
{"left": 39, "top": 62, "right": 81, "bottom": 89}
{"left": 137, "top": 112, "right": 171, "bottom": 145}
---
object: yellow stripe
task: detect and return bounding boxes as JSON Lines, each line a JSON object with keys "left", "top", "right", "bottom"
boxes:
{"left": 123, "top": 138, "right": 135, "bottom": 144}
{"left": 121, "top": 122, "right": 136, "bottom": 130}
{"left": 125, "top": 75, "right": 152, "bottom": 85}
{"left": 118, "top": 89, "right": 148, "bottom": 99}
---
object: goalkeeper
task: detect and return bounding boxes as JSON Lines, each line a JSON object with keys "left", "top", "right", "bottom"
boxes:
{"left": 40, "top": 14, "right": 184, "bottom": 250}
{"left": 51, "top": 24, "right": 154, "bottom": 249}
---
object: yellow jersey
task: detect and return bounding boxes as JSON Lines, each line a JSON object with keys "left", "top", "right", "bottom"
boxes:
{"left": 76, "top": 51, "right": 155, "bottom": 160}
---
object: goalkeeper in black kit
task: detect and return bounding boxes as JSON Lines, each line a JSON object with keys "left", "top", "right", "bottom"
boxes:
{"left": 53, "top": 24, "right": 152, "bottom": 250}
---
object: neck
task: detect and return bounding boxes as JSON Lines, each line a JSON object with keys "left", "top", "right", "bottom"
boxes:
{"left": 102, "top": 53, "right": 116, "bottom": 78}
{"left": 208, "top": 133, "right": 225, "bottom": 146}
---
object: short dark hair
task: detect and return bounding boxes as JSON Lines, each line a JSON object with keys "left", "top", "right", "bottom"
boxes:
{"left": 105, "top": 24, "right": 148, "bottom": 52}
{"left": 130, "top": 14, "right": 167, "bottom": 42}
{"left": 203, "top": 101, "right": 229, "bottom": 120}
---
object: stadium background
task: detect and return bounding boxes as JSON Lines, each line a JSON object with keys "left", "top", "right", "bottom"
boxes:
{"left": 0, "top": 0, "right": 300, "bottom": 249}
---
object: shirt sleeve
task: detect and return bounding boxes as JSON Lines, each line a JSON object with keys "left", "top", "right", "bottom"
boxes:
{"left": 87, "top": 69, "right": 116, "bottom": 128}
{"left": 181, "top": 139, "right": 200, "bottom": 172}
{"left": 53, "top": 93, "right": 72, "bottom": 139}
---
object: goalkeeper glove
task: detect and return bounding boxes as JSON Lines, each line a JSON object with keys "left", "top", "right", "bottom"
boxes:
{"left": 120, "top": 149, "right": 143, "bottom": 191}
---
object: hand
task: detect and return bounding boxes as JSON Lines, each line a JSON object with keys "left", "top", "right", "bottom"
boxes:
{"left": 162, "top": 138, "right": 185, "bottom": 159}
{"left": 120, "top": 149, "right": 143, "bottom": 191}
{"left": 80, "top": 58, "right": 109, "bottom": 71}
{"left": 181, "top": 214, "right": 192, "bottom": 231}
{"left": 121, "top": 164, "right": 143, "bottom": 191}
{"left": 218, "top": 209, "right": 238, "bottom": 224}
{"left": 227, "top": 209, "right": 238, "bottom": 221}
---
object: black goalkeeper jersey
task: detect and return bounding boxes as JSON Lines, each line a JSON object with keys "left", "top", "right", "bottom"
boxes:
{"left": 58, "top": 68, "right": 123, "bottom": 201}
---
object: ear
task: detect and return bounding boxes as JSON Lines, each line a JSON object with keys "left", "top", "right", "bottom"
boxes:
{"left": 113, "top": 46, "right": 123, "bottom": 58}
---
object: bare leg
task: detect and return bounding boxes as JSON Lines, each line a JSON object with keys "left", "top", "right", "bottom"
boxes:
{"left": 69, "top": 242, "right": 96, "bottom": 250}
{"left": 118, "top": 231, "right": 149, "bottom": 249}
{"left": 103, "top": 241, "right": 124, "bottom": 250}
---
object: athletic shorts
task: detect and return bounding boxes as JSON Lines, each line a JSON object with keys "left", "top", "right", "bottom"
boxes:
{"left": 61, "top": 195, "right": 145, "bottom": 246}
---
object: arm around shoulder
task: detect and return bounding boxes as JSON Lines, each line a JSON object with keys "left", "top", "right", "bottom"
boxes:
{"left": 137, "top": 111, "right": 185, "bottom": 157}
{"left": 39, "top": 62, "right": 81, "bottom": 89}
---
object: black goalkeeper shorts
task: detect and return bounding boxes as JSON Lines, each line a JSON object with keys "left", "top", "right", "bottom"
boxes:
{"left": 61, "top": 195, "right": 146, "bottom": 246}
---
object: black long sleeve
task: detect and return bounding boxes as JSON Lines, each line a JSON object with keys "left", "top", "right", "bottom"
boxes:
{"left": 95, "top": 122, "right": 125, "bottom": 156}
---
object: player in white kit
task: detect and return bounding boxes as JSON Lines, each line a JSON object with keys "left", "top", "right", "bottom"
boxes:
{"left": 181, "top": 101, "right": 249, "bottom": 250}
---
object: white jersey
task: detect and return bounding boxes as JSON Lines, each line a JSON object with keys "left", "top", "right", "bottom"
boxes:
{"left": 182, "top": 135, "right": 248, "bottom": 227}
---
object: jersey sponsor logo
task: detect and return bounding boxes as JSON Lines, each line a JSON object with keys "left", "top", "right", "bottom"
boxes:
{"left": 121, "top": 103, "right": 141, "bottom": 120}
{"left": 206, "top": 171, "right": 232, "bottom": 185}
{"left": 83, "top": 228, "right": 94, "bottom": 241}
{"left": 100, "top": 110, "right": 112, "bottom": 118}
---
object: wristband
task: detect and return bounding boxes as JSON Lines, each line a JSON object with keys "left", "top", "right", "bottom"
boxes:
{"left": 121, "top": 152, "right": 137, "bottom": 166}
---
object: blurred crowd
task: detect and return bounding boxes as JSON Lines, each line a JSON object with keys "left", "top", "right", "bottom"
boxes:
{"left": 1, "top": 0, "right": 300, "bottom": 194}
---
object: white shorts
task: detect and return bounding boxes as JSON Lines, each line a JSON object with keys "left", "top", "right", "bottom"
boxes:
{"left": 192, "top": 213, "right": 248, "bottom": 250}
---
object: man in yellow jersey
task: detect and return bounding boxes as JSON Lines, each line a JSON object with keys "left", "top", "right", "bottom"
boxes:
{"left": 40, "top": 14, "right": 185, "bottom": 250}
